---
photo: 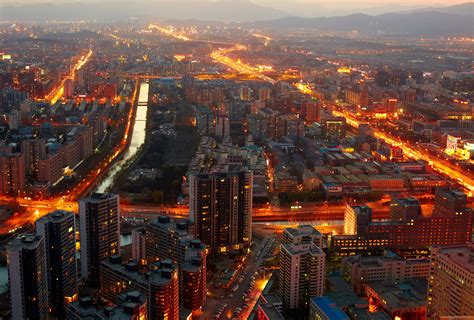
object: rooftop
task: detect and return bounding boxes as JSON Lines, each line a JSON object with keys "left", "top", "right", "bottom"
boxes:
{"left": 285, "top": 225, "right": 322, "bottom": 238}
{"left": 366, "top": 279, "right": 427, "bottom": 310}
{"left": 432, "top": 244, "right": 474, "bottom": 273}
{"left": 258, "top": 303, "right": 285, "bottom": 319}
{"left": 311, "top": 297, "right": 350, "bottom": 320}
{"left": 282, "top": 242, "right": 325, "bottom": 256}
{"left": 7, "top": 234, "right": 43, "bottom": 251}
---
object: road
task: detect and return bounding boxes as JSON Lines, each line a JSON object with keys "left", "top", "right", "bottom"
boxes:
{"left": 0, "top": 79, "right": 140, "bottom": 234}
{"left": 210, "top": 45, "right": 276, "bottom": 84}
{"left": 1, "top": 25, "right": 471, "bottom": 236}
{"left": 332, "top": 110, "right": 474, "bottom": 196}
{"left": 129, "top": 24, "right": 474, "bottom": 198}
{"left": 46, "top": 49, "right": 93, "bottom": 105}
{"left": 200, "top": 226, "right": 275, "bottom": 319}
{"left": 207, "top": 36, "right": 474, "bottom": 196}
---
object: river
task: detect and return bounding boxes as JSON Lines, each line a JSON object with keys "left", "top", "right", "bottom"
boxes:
{"left": 95, "top": 82, "right": 149, "bottom": 193}
{"left": 0, "top": 83, "right": 150, "bottom": 292}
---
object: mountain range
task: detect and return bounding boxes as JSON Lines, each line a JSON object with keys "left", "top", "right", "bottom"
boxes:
{"left": 0, "top": 1, "right": 473, "bottom": 36}
{"left": 246, "top": 9, "right": 473, "bottom": 35}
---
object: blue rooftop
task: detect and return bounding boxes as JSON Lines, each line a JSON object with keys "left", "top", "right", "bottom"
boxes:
{"left": 311, "top": 297, "right": 350, "bottom": 320}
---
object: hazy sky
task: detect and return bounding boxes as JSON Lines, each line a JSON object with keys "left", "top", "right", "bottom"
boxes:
{"left": 1, "top": 0, "right": 470, "bottom": 21}
{"left": 4, "top": 0, "right": 466, "bottom": 5}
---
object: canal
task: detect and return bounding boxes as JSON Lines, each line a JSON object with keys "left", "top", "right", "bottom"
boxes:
{"left": 95, "top": 82, "right": 149, "bottom": 193}
{"left": 0, "top": 83, "right": 151, "bottom": 292}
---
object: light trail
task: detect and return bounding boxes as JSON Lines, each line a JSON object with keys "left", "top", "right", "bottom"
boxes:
{"left": 251, "top": 33, "right": 272, "bottom": 45}
{"left": 332, "top": 110, "right": 474, "bottom": 195}
{"left": 289, "top": 81, "right": 474, "bottom": 195}
{"left": 2, "top": 25, "right": 472, "bottom": 235}
{"left": 46, "top": 49, "right": 93, "bottom": 104}
{"left": 210, "top": 45, "right": 276, "bottom": 84}
{"left": 148, "top": 24, "right": 191, "bottom": 41}
{"left": 0, "top": 80, "right": 141, "bottom": 234}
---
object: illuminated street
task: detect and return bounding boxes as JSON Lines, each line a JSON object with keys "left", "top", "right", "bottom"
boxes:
{"left": 46, "top": 49, "right": 93, "bottom": 105}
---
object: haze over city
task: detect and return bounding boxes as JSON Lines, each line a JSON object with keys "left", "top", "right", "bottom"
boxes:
{"left": 0, "top": 0, "right": 472, "bottom": 320}
{"left": 1, "top": 0, "right": 473, "bottom": 21}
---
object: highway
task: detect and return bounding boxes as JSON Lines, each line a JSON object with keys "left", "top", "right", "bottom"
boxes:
{"left": 46, "top": 49, "right": 93, "bottom": 105}
{"left": 210, "top": 44, "right": 276, "bottom": 84}
{"left": 332, "top": 109, "right": 474, "bottom": 196}
{"left": 1, "top": 24, "right": 471, "bottom": 237}
{"left": 203, "top": 29, "right": 474, "bottom": 196}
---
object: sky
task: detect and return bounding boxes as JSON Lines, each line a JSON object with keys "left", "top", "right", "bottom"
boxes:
{"left": 4, "top": 0, "right": 466, "bottom": 6}
{"left": 0, "top": 0, "right": 470, "bottom": 20}
{"left": 255, "top": 0, "right": 467, "bottom": 16}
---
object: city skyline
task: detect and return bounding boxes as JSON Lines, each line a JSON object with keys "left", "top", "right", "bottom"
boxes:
{"left": 0, "top": 4, "right": 472, "bottom": 319}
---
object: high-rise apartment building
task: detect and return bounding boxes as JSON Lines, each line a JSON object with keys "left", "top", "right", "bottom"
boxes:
{"left": 144, "top": 216, "right": 207, "bottom": 312}
{"left": 36, "top": 210, "right": 78, "bottom": 317}
{"left": 427, "top": 244, "right": 474, "bottom": 319}
{"left": 100, "top": 256, "right": 180, "bottom": 320}
{"left": 145, "top": 216, "right": 193, "bottom": 264}
{"left": 304, "top": 100, "right": 321, "bottom": 124}
{"left": 8, "top": 109, "right": 21, "bottom": 129}
{"left": 189, "top": 171, "right": 253, "bottom": 254}
{"left": 0, "top": 151, "right": 25, "bottom": 196}
{"left": 344, "top": 205, "right": 372, "bottom": 236}
{"left": 7, "top": 234, "right": 48, "bottom": 320}
{"left": 131, "top": 227, "right": 147, "bottom": 264}
{"left": 38, "top": 151, "right": 63, "bottom": 184}
{"left": 282, "top": 225, "right": 323, "bottom": 248}
{"left": 280, "top": 226, "right": 326, "bottom": 310}
{"left": 182, "top": 254, "right": 207, "bottom": 312}
{"left": 149, "top": 260, "right": 180, "bottom": 320}
{"left": 21, "top": 138, "right": 47, "bottom": 177}
{"left": 79, "top": 193, "right": 120, "bottom": 286}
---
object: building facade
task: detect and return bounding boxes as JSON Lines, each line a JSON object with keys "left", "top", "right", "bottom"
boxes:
{"left": 79, "top": 193, "right": 120, "bottom": 286}
{"left": 280, "top": 226, "right": 326, "bottom": 310}
{"left": 36, "top": 210, "right": 78, "bottom": 317}
{"left": 189, "top": 171, "right": 253, "bottom": 254}
{"left": 7, "top": 234, "right": 49, "bottom": 320}
{"left": 427, "top": 244, "right": 474, "bottom": 319}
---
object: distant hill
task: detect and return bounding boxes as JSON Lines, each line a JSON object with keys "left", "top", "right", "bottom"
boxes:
{"left": 398, "top": 2, "right": 474, "bottom": 16}
{"left": 0, "top": 0, "right": 287, "bottom": 23}
{"left": 0, "top": 1, "right": 472, "bottom": 36}
{"left": 246, "top": 11, "right": 473, "bottom": 36}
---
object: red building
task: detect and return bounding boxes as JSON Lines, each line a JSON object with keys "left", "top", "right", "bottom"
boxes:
{"left": 331, "top": 195, "right": 472, "bottom": 256}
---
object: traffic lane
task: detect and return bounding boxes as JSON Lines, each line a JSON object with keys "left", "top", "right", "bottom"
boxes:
{"left": 200, "top": 234, "right": 274, "bottom": 319}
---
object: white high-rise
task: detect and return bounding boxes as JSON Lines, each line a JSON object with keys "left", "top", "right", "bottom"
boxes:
{"left": 280, "top": 226, "right": 326, "bottom": 310}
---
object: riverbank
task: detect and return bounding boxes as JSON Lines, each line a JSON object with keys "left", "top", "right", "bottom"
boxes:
{"left": 95, "top": 82, "right": 150, "bottom": 193}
